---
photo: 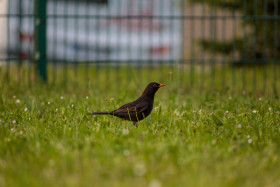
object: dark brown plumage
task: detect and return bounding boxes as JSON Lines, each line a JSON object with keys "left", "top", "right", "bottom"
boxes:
{"left": 90, "top": 82, "right": 165, "bottom": 126}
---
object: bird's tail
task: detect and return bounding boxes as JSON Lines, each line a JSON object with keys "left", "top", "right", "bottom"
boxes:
{"left": 89, "top": 112, "right": 111, "bottom": 115}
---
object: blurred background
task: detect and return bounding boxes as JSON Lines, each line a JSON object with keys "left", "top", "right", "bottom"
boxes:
{"left": 0, "top": 0, "right": 279, "bottom": 94}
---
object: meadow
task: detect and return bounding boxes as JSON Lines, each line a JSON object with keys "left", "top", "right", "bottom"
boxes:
{"left": 0, "top": 64, "right": 280, "bottom": 186}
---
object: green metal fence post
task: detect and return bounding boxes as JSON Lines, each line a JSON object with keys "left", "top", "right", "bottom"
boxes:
{"left": 34, "top": 0, "right": 47, "bottom": 82}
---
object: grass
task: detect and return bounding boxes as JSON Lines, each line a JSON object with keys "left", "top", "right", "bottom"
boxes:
{"left": 0, "top": 64, "right": 280, "bottom": 186}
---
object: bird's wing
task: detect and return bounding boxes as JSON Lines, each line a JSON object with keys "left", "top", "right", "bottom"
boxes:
{"left": 113, "top": 101, "right": 148, "bottom": 114}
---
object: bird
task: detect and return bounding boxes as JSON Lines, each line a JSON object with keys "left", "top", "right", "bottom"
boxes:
{"left": 90, "top": 82, "right": 165, "bottom": 127}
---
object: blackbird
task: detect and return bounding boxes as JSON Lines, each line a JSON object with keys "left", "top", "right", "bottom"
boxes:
{"left": 90, "top": 82, "right": 165, "bottom": 126}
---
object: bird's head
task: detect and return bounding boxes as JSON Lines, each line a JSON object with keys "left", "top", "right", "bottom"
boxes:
{"left": 142, "top": 82, "right": 165, "bottom": 97}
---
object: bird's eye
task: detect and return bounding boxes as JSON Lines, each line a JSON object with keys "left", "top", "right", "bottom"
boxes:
{"left": 153, "top": 84, "right": 157, "bottom": 87}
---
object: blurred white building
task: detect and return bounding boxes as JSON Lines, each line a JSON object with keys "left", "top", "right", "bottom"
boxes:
{"left": 0, "top": 0, "right": 7, "bottom": 59}
{"left": 7, "top": 0, "right": 182, "bottom": 62}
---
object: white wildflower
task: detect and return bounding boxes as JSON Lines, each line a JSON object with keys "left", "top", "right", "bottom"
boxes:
{"left": 12, "top": 120, "right": 16, "bottom": 124}
{"left": 252, "top": 110, "right": 257, "bottom": 113}
{"left": 225, "top": 111, "right": 229, "bottom": 114}
{"left": 211, "top": 139, "right": 216, "bottom": 145}
{"left": 86, "top": 96, "right": 89, "bottom": 99}
{"left": 55, "top": 108, "right": 58, "bottom": 112}
{"left": 237, "top": 124, "right": 242, "bottom": 128}
{"left": 123, "top": 149, "right": 130, "bottom": 156}
{"left": 122, "top": 128, "right": 129, "bottom": 135}
{"left": 259, "top": 98, "right": 262, "bottom": 101}
{"left": 268, "top": 107, "right": 272, "bottom": 111}
{"left": 24, "top": 108, "right": 28, "bottom": 112}
{"left": 248, "top": 139, "right": 252, "bottom": 144}
{"left": 71, "top": 104, "right": 74, "bottom": 108}
{"left": 16, "top": 99, "right": 20, "bottom": 103}
{"left": 60, "top": 96, "right": 64, "bottom": 100}
{"left": 148, "top": 179, "right": 162, "bottom": 187}
{"left": 133, "top": 162, "right": 146, "bottom": 176}
{"left": 110, "top": 98, "right": 114, "bottom": 102}
{"left": 47, "top": 101, "right": 51, "bottom": 105}
{"left": 154, "top": 107, "right": 159, "bottom": 112}
{"left": 247, "top": 135, "right": 250, "bottom": 138}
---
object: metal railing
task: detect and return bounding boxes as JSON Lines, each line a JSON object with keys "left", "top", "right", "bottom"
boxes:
{"left": 0, "top": 0, "right": 279, "bottom": 93}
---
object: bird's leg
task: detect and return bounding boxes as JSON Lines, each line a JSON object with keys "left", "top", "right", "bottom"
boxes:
{"left": 127, "top": 108, "right": 132, "bottom": 121}
{"left": 133, "top": 122, "right": 138, "bottom": 127}
{"left": 135, "top": 107, "right": 139, "bottom": 122}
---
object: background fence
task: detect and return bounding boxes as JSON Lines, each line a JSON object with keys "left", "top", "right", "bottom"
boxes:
{"left": 0, "top": 0, "right": 279, "bottom": 94}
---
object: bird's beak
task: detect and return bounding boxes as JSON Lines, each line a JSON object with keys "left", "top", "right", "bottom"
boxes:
{"left": 158, "top": 84, "right": 166, "bottom": 87}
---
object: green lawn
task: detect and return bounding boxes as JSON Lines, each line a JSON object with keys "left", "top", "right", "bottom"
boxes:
{"left": 0, "top": 65, "right": 280, "bottom": 186}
